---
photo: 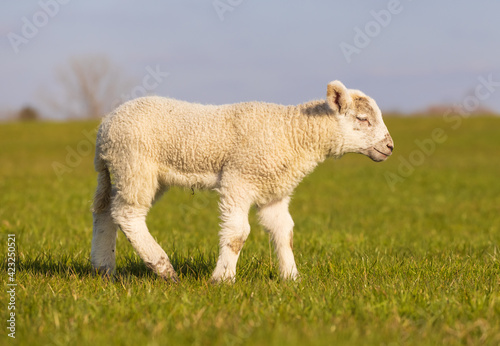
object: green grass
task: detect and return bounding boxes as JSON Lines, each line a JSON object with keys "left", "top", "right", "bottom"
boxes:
{"left": 1, "top": 116, "right": 499, "bottom": 345}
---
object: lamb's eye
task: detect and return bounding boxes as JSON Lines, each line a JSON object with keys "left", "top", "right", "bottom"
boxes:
{"left": 356, "top": 116, "right": 371, "bottom": 126}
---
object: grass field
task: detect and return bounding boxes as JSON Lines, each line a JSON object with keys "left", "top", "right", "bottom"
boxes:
{"left": 1, "top": 115, "right": 499, "bottom": 345}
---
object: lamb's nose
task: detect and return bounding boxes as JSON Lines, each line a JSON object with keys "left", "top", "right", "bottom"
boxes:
{"left": 387, "top": 143, "right": 394, "bottom": 152}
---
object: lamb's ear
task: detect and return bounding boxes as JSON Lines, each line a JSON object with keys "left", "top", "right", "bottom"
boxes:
{"left": 326, "top": 80, "right": 352, "bottom": 114}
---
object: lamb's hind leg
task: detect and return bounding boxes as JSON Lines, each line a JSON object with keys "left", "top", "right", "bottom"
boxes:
{"left": 111, "top": 196, "right": 178, "bottom": 282}
{"left": 258, "top": 196, "right": 298, "bottom": 280}
{"left": 91, "top": 208, "right": 117, "bottom": 276}
{"left": 91, "top": 169, "right": 117, "bottom": 276}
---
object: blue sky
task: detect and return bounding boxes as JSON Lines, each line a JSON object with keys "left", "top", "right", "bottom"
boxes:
{"left": 1, "top": 0, "right": 500, "bottom": 119}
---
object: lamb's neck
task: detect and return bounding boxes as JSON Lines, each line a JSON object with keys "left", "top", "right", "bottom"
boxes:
{"left": 288, "top": 101, "right": 345, "bottom": 161}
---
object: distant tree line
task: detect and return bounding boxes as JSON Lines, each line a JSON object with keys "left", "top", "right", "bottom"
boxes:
{"left": 40, "top": 55, "right": 135, "bottom": 119}
{"left": 7, "top": 55, "right": 135, "bottom": 122}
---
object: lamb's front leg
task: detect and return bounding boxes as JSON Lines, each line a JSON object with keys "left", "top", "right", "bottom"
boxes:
{"left": 211, "top": 194, "right": 252, "bottom": 283}
{"left": 257, "top": 196, "right": 298, "bottom": 280}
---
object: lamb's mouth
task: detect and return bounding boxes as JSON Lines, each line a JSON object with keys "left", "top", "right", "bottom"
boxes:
{"left": 373, "top": 147, "right": 391, "bottom": 157}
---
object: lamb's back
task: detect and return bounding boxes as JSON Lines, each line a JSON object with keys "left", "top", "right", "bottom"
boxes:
{"left": 98, "top": 96, "right": 246, "bottom": 173}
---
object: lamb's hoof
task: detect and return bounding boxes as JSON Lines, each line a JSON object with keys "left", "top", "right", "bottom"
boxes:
{"left": 280, "top": 271, "right": 300, "bottom": 282}
{"left": 92, "top": 266, "right": 115, "bottom": 280}
{"left": 159, "top": 268, "right": 179, "bottom": 283}
{"left": 209, "top": 276, "right": 235, "bottom": 285}
{"left": 209, "top": 277, "right": 222, "bottom": 285}
{"left": 169, "top": 273, "right": 179, "bottom": 283}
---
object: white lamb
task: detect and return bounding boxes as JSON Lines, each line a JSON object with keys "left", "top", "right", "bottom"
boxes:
{"left": 90, "top": 80, "right": 394, "bottom": 282}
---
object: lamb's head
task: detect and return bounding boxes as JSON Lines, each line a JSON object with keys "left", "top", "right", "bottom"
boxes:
{"left": 326, "top": 80, "right": 394, "bottom": 162}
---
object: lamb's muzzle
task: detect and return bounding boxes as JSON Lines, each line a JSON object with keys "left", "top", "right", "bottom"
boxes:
{"left": 371, "top": 134, "right": 394, "bottom": 162}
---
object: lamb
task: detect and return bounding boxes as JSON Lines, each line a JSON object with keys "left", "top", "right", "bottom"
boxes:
{"left": 90, "top": 80, "right": 394, "bottom": 283}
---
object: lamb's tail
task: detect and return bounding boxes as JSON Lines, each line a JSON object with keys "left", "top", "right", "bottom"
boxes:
{"left": 92, "top": 156, "right": 112, "bottom": 214}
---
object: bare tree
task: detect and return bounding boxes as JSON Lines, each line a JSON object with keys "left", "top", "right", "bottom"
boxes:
{"left": 42, "top": 55, "right": 134, "bottom": 119}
